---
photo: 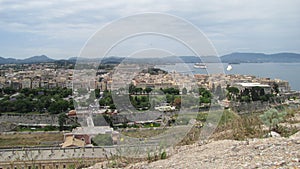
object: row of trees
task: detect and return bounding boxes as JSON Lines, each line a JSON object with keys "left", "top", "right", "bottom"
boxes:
{"left": 128, "top": 84, "right": 153, "bottom": 95}
{"left": 0, "top": 85, "right": 213, "bottom": 113}
{"left": 0, "top": 87, "right": 74, "bottom": 114}
{"left": 97, "top": 86, "right": 212, "bottom": 111}
{"left": 129, "top": 85, "right": 181, "bottom": 95}
{"left": 226, "top": 86, "right": 274, "bottom": 102}
{"left": 98, "top": 90, "right": 115, "bottom": 109}
{"left": 0, "top": 87, "right": 72, "bottom": 98}
{"left": 98, "top": 90, "right": 153, "bottom": 110}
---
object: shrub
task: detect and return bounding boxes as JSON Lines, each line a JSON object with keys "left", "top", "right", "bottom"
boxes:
{"left": 259, "top": 108, "right": 287, "bottom": 133}
{"left": 91, "top": 134, "right": 113, "bottom": 146}
{"left": 160, "top": 151, "right": 167, "bottom": 159}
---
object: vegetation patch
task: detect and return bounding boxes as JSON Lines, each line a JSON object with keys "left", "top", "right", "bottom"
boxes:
{"left": 121, "top": 128, "right": 167, "bottom": 138}
{"left": 0, "top": 132, "right": 63, "bottom": 148}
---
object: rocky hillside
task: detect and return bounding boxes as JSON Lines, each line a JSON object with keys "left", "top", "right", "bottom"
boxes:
{"left": 86, "top": 131, "right": 300, "bottom": 169}
{"left": 86, "top": 109, "right": 300, "bottom": 169}
{"left": 126, "top": 132, "right": 300, "bottom": 169}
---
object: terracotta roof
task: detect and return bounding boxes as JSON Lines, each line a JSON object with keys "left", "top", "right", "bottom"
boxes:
{"left": 61, "top": 135, "right": 85, "bottom": 148}
{"left": 68, "top": 110, "right": 76, "bottom": 116}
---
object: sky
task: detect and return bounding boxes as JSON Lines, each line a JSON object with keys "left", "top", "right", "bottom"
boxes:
{"left": 0, "top": 0, "right": 299, "bottom": 59}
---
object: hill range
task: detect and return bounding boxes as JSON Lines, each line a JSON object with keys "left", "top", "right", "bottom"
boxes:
{"left": 1, "top": 52, "right": 300, "bottom": 64}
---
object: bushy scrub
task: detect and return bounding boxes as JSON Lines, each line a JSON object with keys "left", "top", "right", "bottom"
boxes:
{"left": 259, "top": 108, "right": 287, "bottom": 133}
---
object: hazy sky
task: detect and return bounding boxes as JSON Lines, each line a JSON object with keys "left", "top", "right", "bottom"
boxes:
{"left": 0, "top": 0, "right": 299, "bottom": 59}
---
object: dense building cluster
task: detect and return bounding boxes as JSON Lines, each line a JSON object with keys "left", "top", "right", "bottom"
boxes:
{"left": 0, "top": 64, "right": 73, "bottom": 90}
{"left": 0, "top": 63, "right": 291, "bottom": 94}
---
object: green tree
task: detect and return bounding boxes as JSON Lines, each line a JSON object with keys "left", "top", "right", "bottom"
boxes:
{"left": 91, "top": 134, "right": 113, "bottom": 146}
{"left": 144, "top": 87, "right": 152, "bottom": 95}
{"left": 166, "top": 94, "right": 175, "bottom": 103}
{"left": 58, "top": 113, "right": 68, "bottom": 131}
{"left": 198, "top": 87, "right": 212, "bottom": 103}
{"left": 3, "top": 87, "right": 16, "bottom": 95}
{"left": 227, "top": 86, "right": 239, "bottom": 94}
{"left": 250, "top": 86, "right": 262, "bottom": 101}
{"left": 199, "top": 88, "right": 211, "bottom": 98}
{"left": 226, "top": 86, "right": 239, "bottom": 101}
{"left": 49, "top": 99, "right": 69, "bottom": 114}
{"left": 20, "top": 88, "right": 31, "bottom": 96}
{"left": 162, "top": 87, "right": 179, "bottom": 95}
{"left": 15, "top": 99, "right": 32, "bottom": 113}
{"left": 95, "top": 89, "right": 101, "bottom": 98}
{"left": 241, "top": 95, "right": 250, "bottom": 102}
{"left": 135, "top": 87, "right": 143, "bottom": 95}
{"left": 109, "top": 104, "right": 116, "bottom": 110}
{"left": 129, "top": 83, "right": 136, "bottom": 94}
{"left": 141, "top": 96, "right": 148, "bottom": 102}
{"left": 259, "top": 108, "right": 287, "bottom": 133}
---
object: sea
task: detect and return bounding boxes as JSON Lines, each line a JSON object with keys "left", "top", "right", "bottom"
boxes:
{"left": 156, "top": 63, "right": 300, "bottom": 91}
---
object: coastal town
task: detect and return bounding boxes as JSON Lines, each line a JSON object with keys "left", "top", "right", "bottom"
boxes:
{"left": 0, "top": 61, "right": 300, "bottom": 169}
{"left": 1, "top": 0, "right": 300, "bottom": 168}
{"left": 0, "top": 62, "right": 292, "bottom": 93}
{"left": 0, "top": 62, "right": 297, "bottom": 122}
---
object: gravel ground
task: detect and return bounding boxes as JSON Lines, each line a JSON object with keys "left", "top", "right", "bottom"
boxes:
{"left": 126, "top": 132, "right": 300, "bottom": 169}
{"left": 87, "top": 131, "right": 300, "bottom": 169}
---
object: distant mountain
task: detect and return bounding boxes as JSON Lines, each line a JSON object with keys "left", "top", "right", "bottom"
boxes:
{"left": 20, "top": 55, "right": 55, "bottom": 63}
{"left": 178, "top": 56, "right": 202, "bottom": 63}
{"left": 1, "top": 52, "right": 300, "bottom": 64}
{"left": 0, "top": 55, "right": 55, "bottom": 64}
{"left": 67, "top": 57, "right": 125, "bottom": 64}
{"left": 101, "top": 56, "right": 125, "bottom": 64}
{"left": 221, "top": 52, "right": 300, "bottom": 63}
{"left": 0, "top": 57, "right": 16, "bottom": 64}
{"left": 67, "top": 57, "right": 78, "bottom": 62}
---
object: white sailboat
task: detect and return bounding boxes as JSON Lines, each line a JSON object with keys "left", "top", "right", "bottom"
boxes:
{"left": 226, "top": 64, "right": 233, "bottom": 71}
{"left": 193, "top": 63, "right": 207, "bottom": 69}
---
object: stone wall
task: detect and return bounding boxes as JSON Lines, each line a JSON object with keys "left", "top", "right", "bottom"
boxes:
{"left": 230, "top": 101, "right": 271, "bottom": 114}
{"left": 0, "top": 122, "right": 18, "bottom": 132}
{"left": 0, "top": 114, "right": 58, "bottom": 125}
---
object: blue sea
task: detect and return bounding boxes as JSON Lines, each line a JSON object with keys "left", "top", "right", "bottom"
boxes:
{"left": 156, "top": 63, "right": 300, "bottom": 91}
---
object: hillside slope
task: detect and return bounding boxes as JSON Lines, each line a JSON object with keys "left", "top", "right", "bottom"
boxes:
{"left": 126, "top": 132, "right": 300, "bottom": 169}
{"left": 221, "top": 52, "right": 300, "bottom": 63}
{"left": 86, "top": 131, "right": 300, "bottom": 169}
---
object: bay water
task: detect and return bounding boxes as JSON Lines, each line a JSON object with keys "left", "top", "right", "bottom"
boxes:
{"left": 156, "top": 63, "right": 300, "bottom": 91}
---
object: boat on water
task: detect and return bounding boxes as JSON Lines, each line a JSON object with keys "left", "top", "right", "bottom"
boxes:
{"left": 226, "top": 64, "right": 233, "bottom": 71}
{"left": 193, "top": 63, "right": 207, "bottom": 69}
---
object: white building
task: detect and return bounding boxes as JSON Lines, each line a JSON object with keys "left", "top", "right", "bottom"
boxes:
{"left": 234, "top": 82, "right": 272, "bottom": 94}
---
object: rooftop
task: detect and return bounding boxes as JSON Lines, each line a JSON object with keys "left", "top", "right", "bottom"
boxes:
{"left": 71, "top": 126, "right": 113, "bottom": 135}
{"left": 235, "top": 82, "right": 270, "bottom": 87}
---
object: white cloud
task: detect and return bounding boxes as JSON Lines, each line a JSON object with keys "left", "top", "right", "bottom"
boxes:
{"left": 0, "top": 0, "right": 299, "bottom": 58}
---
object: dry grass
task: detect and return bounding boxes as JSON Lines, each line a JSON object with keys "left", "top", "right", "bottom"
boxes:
{"left": 97, "top": 108, "right": 300, "bottom": 168}
{"left": 0, "top": 132, "right": 63, "bottom": 147}
{"left": 211, "top": 107, "right": 300, "bottom": 141}
{"left": 212, "top": 114, "right": 266, "bottom": 141}
{"left": 120, "top": 128, "right": 167, "bottom": 138}
{"left": 176, "top": 126, "right": 202, "bottom": 146}
{"left": 285, "top": 107, "right": 300, "bottom": 124}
